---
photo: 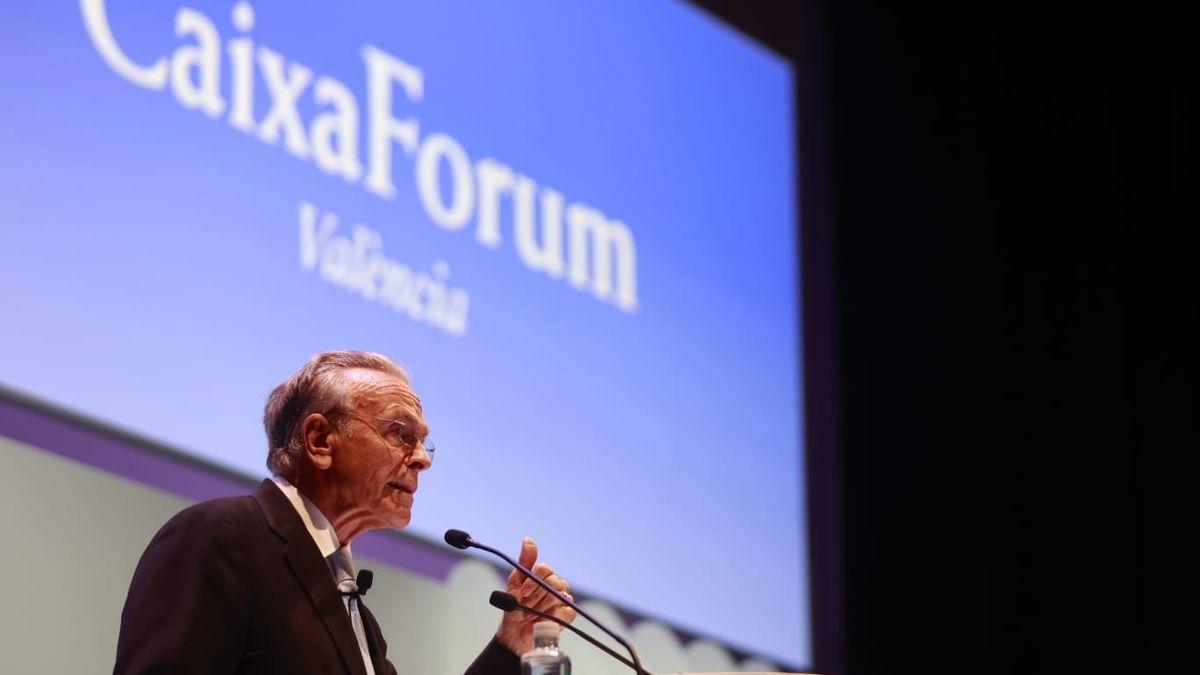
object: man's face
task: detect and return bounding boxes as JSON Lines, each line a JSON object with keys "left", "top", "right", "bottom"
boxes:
{"left": 329, "top": 368, "right": 432, "bottom": 531}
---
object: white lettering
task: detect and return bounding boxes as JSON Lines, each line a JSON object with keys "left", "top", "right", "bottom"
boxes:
{"left": 311, "top": 77, "right": 363, "bottom": 182}
{"left": 257, "top": 47, "right": 313, "bottom": 158}
{"left": 474, "top": 159, "right": 513, "bottom": 249}
{"left": 83, "top": 4, "right": 641, "bottom": 318}
{"left": 567, "top": 204, "right": 640, "bottom": 312}
{"left": 362, "top": 45, "right": 423, "bottom": 200}
{"left": 515, "top": 180, "right": 566, "bottom": 278}
{"left": 298, "top": 201, "right": 338, "bottom": 270}
{"left": 171, "top": 9, "right": 225, "bottom": 118}
{"left": 226, "top": 2, "right": 256, "bottom": 133}
{"left": 299, "top": 202, "right": 471, "bottom": 336}
{"left": 80, "top": 0, "right": 168, "bottom": 90}
{"left": 416, "top": 133, "right": 474, "bottom": 231}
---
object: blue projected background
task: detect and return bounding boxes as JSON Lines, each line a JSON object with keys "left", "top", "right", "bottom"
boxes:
{"left": 0, "top": 0, "right": 807, "bottom": 665}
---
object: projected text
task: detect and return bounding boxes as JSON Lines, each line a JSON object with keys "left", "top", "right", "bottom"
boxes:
{"left": 80, "top": 0, "right": 640, "bottom": 315}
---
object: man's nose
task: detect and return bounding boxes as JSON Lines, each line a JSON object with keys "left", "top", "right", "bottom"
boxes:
{"left": 408, "top": 442, "right": 432, "bottom": 470}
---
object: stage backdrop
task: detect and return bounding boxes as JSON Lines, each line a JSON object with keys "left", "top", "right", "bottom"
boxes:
{"left": 0, "top": 0, "right": 807, "bottom": 669}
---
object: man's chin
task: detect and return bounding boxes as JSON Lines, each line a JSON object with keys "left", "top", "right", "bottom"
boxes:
{"left": 385, "top": 509, "right": 411, "bottom": 530}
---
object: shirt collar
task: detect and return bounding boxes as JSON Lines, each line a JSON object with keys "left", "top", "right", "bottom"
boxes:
{"left": 269, "top": 474, "right": 345, "bottom": 559}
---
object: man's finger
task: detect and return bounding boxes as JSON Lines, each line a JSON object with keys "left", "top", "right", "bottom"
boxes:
{"left": 520, "top": 562, "right": 555, "bottom": 598}
{"left": 517, "top": 537, "right": 537, "bottom": 570}
{"left": 540, "top": 573, "right": 569, "bottom": 595}
{"left": 551, "top": 603, "right": 577, "bottom": 625}
{"left": 530, "top": 588, "right": 570, "bottom": 614}
{"left": 521, "top": 573, "right": 571, "bottom": 616}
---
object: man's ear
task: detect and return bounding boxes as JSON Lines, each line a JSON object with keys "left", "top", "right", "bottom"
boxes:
{"left": 301, "top": 413, "right": 336, "bottom": 471}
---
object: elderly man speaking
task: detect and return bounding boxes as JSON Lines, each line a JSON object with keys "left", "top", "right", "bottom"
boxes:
{"left": 113, "top": 351, "right": 575, "bottom": 674}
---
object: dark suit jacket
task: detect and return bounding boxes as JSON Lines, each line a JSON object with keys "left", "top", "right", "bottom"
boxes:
{"left": 114, "top": 479, "right": 518, "bottom": 674}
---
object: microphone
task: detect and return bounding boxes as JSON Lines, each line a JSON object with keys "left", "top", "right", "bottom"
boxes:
{"left": 489, "top": 591, "right": 641, "bottom": 673}
{"left": 340, "top": 570, "right": 374, "bottom": 600}
{"left": 444, "top": 529, "right": 648, "bottom": 675}
{"left": 356, "top": 570, "right": 373, "bottom": 595}
{"left": 444, "top": 528, "right": 472, "bottom": 550}
{"left": 488, "top": 591, "right": 519, "bottom": 612}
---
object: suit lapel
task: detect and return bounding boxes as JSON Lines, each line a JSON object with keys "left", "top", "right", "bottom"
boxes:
{"left": 253, "top": 480, "right": 369, "bottom": 675}
{"left": 358, "top": 600, "right": 389, "bottom": 674}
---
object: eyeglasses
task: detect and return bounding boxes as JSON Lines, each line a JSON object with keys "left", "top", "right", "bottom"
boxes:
{"left": 347, "top": 414, "right": 435, "bottom": 462}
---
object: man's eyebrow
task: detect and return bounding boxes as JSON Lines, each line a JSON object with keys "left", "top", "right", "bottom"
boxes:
{"left": 378, "top": 408, "right": 422, "bottom": 428}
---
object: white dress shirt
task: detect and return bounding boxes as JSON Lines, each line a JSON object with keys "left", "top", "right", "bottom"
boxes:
{"left": 270, "top": 475, "right": 377, "bottom": 675}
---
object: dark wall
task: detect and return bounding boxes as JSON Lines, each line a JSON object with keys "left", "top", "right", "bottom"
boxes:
{"left": 828, "top": 5, "right": 1194, "bottom": 674}
{"left": 694, "top": 3, "right": 1194, "bottom": 674}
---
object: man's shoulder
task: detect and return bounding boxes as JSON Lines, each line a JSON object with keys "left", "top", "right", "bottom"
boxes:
{"left": 128, "top": 490, "right": 274, "bottom": 587}
{"left": 174, "top": 491, "right": 260, "bottom": 520}
{"left": 156, "top": 491, "right": 266, "bottom": 542}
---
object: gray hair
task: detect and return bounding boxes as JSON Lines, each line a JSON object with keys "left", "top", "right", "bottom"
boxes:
{"left": 263, "top": 350, "right": 409, "bottom": 480}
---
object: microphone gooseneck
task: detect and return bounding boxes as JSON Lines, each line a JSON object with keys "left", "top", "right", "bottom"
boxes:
{"left": 444, "top": 529, "right": 649, "bottom": 675}
{"left": 488, "top": 591, "right": 640, "bottom": 673}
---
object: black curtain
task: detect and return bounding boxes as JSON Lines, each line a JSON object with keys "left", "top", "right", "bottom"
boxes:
{"left": 694, "top": 2, "right": 1195, "bottom": 673}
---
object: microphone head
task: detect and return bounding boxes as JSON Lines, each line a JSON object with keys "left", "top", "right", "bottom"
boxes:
{"left": 356, "top": 569, "right": 374, "bottom": 595}
{"left": 489, "top": 591, "right": 519, "bottom": 612}
{"left": 444, "top": 529, "right": 473, "bottom": 549}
